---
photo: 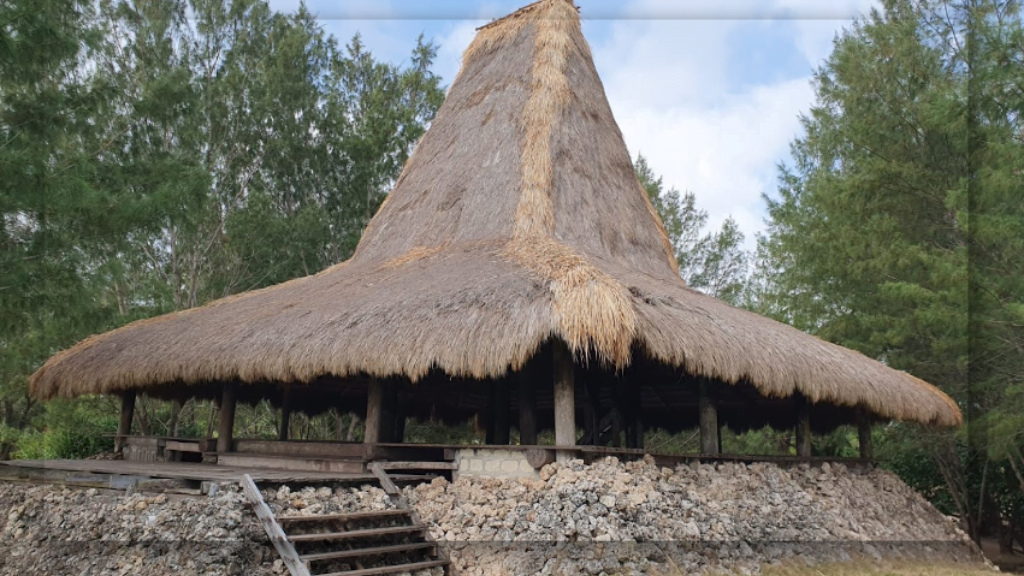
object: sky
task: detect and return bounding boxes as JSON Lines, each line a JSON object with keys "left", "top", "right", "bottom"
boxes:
{"left": 267, "top": 0, "right": 879, "bottom": 250}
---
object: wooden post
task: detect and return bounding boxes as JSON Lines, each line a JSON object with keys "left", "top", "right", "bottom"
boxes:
{"left": 217, "top": 382, "right": 237, "bottom": 454}
{"left": 392, "top": 390, "right": 406, "bottom": 444}
{"left": 857, "top": 407, "right": 873, "bottom": 460}
{"left": 379, "top": 379, "right": 397, "bottom": 444}
{"left": 583, "top": 371, "right": 602, "bottom": 446}
{"left": 621, "top": 365, "right": 644, "bottom": 450}
{"left": 115, "top": 391, "right": 136, "bottom": 454}
{"left": 698, "top": 378, "right": 719, "bottom": 455}
{"left": 795, "top": 393, "right": 812, "bottom": 458}
{"left": 552, "top": 341, "right": 576, "bottom": 462}
{"left": 518, "top": 364, "right": 538, "bottom": 445}
{"left": 364, "top": 379, "right": 384, "bottom": 445}
{"left": 278, "top": 386, "right": 292, "bottom": 441}
{"left": 493, "top": 377, "right": 511, "bottom": 445}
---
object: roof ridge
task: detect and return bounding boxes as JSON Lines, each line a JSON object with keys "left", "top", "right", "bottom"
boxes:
{"left": 476, "top": 0, "right": 579, "bottom": 32}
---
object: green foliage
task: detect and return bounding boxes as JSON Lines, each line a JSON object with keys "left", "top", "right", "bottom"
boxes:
{"left": 755, "top": 0, "right": 1024, "bottom": 540}
{"left": 0, "top": 0, "right": 444, "bottom": 457}
{"left": 634, "top": 154, "right": 749, "bottom": 304}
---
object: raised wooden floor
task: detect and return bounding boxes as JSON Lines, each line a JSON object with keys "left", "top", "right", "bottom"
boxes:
{"left": 0, "top": 458, "right": 428, "bottom": 489}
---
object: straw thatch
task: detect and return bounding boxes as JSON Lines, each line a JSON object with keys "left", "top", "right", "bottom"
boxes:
{"left": 29, "top": 0, "right": 961, "bottom": 428}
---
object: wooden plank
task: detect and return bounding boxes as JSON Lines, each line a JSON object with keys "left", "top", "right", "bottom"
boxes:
{"left": 233, "top": 439, "right": 365, "bottom": 459}
{"left": 376, "top": 461, "right": 457, "bottom": 471}
{"left": 552, "top": 340, "right": 576, "bottom": 463}
{"left": 240, "top": 474, "right": 311, "bottom": 576}
{"left": 165, "top": 440, "right": 202, "bottom": 453}
{"left": 368, "top": 462, "right": 400, "bottom": 497}
{"left": 698, "top": 378, "right": 720, "bottom": 456}
{"left": 278, "top": 509, "right": 409, "bottom": 524}
{"left": 288, "top": 524, "right": 426, "bottom": 543}
{"left": 217, "top": 454, "right": 365, "bottom": 474}
{"left": 318, "top": 559, "right": 448, "bottom": 576}
{"left": 299, "top": 542, "right": 433, "bottom": 562}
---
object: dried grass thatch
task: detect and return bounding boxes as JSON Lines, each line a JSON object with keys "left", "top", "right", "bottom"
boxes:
{"left": 29, "top": 0, "right": 961, "bottom": 428}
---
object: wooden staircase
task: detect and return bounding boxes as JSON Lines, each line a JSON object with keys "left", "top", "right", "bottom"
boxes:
{"left": 242, "top": 472, "right": 451, "bottom": 576}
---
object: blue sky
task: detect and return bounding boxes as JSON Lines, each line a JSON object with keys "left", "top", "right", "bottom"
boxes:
{"left": 267, "top": 0, "right": 879, "bottom": 249}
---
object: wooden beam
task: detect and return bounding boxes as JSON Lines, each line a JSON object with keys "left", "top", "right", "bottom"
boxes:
{"left": 795, "top": 393, "right": 812, "bottom": 458}
{"left": 364, "top": 379, "right": 384, "bottom": 445}
{"left": 217, "top": 382, "right": 237, "bottom": 454}
{"left": 857, "top": 407, "right": 873, "bottom": 460}
{"left": 240, "top": 474, "right": 311, "bottom": 576}
{"left": 699, "top": 378, "right": 720, "bottom": 455}
{"left": 552, "top": 340, "right": 576, "bottom": 462}
{"left": 278, "top": 386, "right": 292, "bottom": 441}
{"left": 518, "top": 362, "right": 538, "bottom": 445}
{"left": 115, "top": 391, "right": 137, "bottom": 454}
{"left": 493, "top": 377, "right": 511, "bottom": 445}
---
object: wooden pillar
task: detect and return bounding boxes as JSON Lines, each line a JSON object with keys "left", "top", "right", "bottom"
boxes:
{"left": 364, "top": 378, "right": 384, "bottom": 445}
{"left": 485, "top": 381, "right": 497, "bottom": 444}
{"left": 493, "top": 377, "right": 511, "bottom": 445}
{"left": 857, "top": 408, "right": 873, "bottom": 460}
{"left": 621, "top": 366, "right": 644, "bottom": 450}
{"left": 699, "top": 378, "right": 719, "bottom": 455}
{"left": 583, "top": 371, "right": 602, "bottom": 446}
{"left": 115, "top": 391, "right": 137, "bottom": 454}
{"left": 217, "top": 382, "right": 237, "bottom": 454}
{"left": 518, "top": 365, "right": 538, "bottom": 445}
{"left": 795, "top": 393, "right": 812, "bottom": 458}
{"left": 552, "top": 341, "right": 576, "bottom": 462}
{"left": 392, "top": 400, "right": 406, "bottom": 443}
{"left": 278, "top": 386, "right": 292, "bottom": 441}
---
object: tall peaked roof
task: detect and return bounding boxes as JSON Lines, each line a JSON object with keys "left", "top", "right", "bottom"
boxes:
{"left": 29, "top": 0, "right": 961, "bottom": 428}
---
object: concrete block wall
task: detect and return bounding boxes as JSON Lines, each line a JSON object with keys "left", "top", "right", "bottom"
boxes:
{"left": 453, "top": 448, "right": 540, "bottom": 480}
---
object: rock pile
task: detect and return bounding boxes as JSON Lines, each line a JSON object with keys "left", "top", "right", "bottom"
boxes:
{"left": 405, "top": 457, "right": 984, "bottom": 576}
{"left": 0, "top": 483, "right": 281, "bottom": 576}
{"left": 0, "top": 457, "right": 986, "bottom": 576}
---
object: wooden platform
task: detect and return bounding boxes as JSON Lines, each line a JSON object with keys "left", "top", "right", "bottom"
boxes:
{"left": 0, "top": 459, "right": 429, "bottom": 490}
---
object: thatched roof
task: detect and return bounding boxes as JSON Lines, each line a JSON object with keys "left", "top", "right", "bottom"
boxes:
{"left": 29, "top": 0, "right": 961, "bottom": 428}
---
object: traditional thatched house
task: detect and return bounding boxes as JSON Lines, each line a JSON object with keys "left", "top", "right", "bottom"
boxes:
{"left": 29, "top": 0, "right": 960, "bottom": 460}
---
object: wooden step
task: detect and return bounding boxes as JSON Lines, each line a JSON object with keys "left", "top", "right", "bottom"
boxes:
{"left": 288, "top": 524, "right": 426, "bottom": 543}
{"left": 299, "top": 542, "right": 435, "bottom": 563}
{"left": 319, "top": 559, "right": 449, "bottom": 576}
{"left": 218, "top": 453, "right": 364, "bottom": 474}
{"left": 278, "top": 509, "right": 408, "bottom": 524}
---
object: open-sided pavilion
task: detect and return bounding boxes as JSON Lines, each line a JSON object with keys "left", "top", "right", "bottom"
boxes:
{"left": 28, "top": 0, "right": 960, "bottom": 476}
